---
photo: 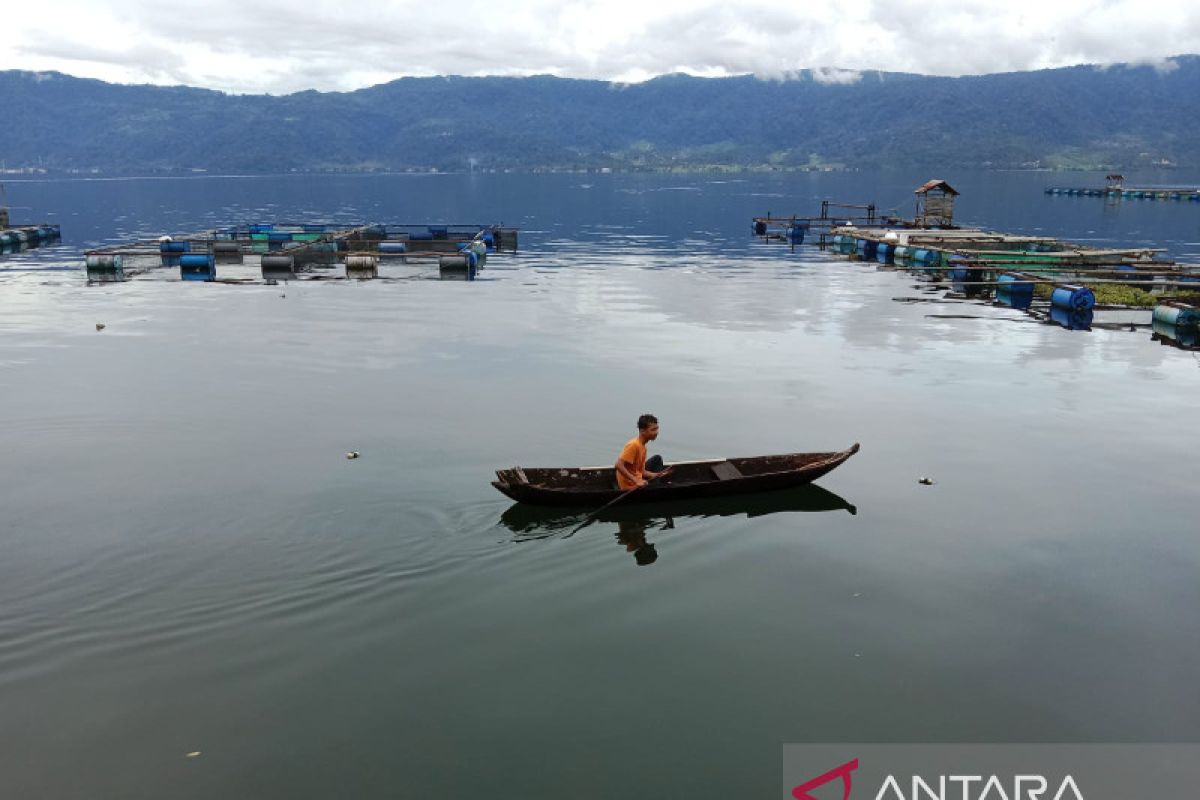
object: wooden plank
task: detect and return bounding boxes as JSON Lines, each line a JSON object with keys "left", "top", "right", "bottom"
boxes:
{"left": 711, "top": 461, "right": 743, "bottom": 481}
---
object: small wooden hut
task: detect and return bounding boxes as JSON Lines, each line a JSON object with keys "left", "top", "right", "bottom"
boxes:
{"left": 1105, "top": 173, "right": 1125, "bottom": 191}
{"left": 914, "top": 179, "right": 958, "bottom": 227}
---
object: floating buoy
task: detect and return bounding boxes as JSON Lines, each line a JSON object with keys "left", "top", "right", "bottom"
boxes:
{"left": 85, "top": 254, "right": 125, "bottom": 282}
{"left": 179, "top": 253, "right": 216, "bottom": 282}
{"left": 261, "top": 254, "right": 296, "bottom": 281}
{"left": 1050, "top": 284, "right": 1096, "bottom": 312}
{"left": 345, "top": 254, "right": 379, "bottom": 280}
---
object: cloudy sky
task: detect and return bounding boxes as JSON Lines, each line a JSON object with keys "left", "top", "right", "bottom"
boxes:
{"left": 3, "top": 0, "right": 1198, "bottom": 94}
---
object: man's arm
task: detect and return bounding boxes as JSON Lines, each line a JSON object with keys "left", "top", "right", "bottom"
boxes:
{"left": 614, "top": 458, "right": 645, "bottom": 487}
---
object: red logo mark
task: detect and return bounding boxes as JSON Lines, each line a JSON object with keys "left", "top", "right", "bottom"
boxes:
{"left": 792, "top": 758, "right": 860, "bottom": 800}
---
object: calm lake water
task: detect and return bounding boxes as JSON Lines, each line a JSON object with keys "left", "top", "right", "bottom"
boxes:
{"left": 2, "top": 171, "right": 1199, "bottom": 798}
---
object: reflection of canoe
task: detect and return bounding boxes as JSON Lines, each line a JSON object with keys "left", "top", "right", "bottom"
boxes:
{"left": 499, "top": 483, "right": 858, "bottom": 536}
{"left": 493, "top": 444, "right": 860, "bottom": 507}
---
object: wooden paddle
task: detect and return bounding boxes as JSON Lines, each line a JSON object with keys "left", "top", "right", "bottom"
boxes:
{"left": 567, "top": 467, "right": 674, "bottom": 537}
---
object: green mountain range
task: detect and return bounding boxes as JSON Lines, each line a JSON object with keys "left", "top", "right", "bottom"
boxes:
{"left": 2, "top": 58, "right": 1198, "bottom": 174}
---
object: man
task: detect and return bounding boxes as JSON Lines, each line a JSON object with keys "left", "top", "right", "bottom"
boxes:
{"left": 615, "top": 413, "right": 671, "bottom": 490}
{"left": 616, "top": 519, "right": 658, "bottom": 566}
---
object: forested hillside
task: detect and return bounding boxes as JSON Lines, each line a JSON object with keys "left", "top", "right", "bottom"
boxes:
{"left": 2, "top": 58, "right": 1197, "bottom": 174}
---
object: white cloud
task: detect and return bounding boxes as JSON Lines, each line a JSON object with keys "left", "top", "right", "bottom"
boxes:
{"left": 1, "top": 0, "right": 1198, "bottom": 93}
{"left": 809, "top": 68, "right": 864, "bottom": 86}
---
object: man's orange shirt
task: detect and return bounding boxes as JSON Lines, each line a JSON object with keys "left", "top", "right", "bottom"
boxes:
{"left": 616, "top": 436, "right": 647, "bottom": 490}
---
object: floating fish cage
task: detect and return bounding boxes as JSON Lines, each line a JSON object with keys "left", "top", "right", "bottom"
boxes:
{"left": 1046, "top": 186, "right": 1200, "bottom": 202}
{"left": 760, "top": 181, "right": 1200, "bottom": 350}
{"left": 0, "top": 223, "right": 61, "bottom": 252}
{"left": 753, "top": 202, "right": 877, "bottom": 249}
{"left": 83, "top": 221, "right": 517, "bottom": 284}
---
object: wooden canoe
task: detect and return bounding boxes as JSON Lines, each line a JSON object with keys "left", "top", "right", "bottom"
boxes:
{"left": 492, "top": 443, "right": 860, "bottom": 507}
{"left": 499, "top": 483, "right": 857, "bottom": 538}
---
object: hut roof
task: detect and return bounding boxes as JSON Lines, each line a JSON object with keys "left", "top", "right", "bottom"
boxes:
{"left": 914, "top": 179, "right": 959, "bottom": 196}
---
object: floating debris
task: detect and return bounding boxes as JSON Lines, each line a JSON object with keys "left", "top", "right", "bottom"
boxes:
{"left": 186, "top": 751, "right": 201, "bottom": 759}
{"left": 346, "top": 451, "right": 360, "bottom": 460}
{"left": 918, "top": 477, "right": 935, "bottom": 486}
{"left": 95, "top": 323, "right": 106, "bottom": 331}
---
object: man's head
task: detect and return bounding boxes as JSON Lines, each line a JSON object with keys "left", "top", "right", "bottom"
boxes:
{"left": 637, "top": 413, "right": 659, "bottom": 441}
{"left": 634, "top": 543, "right": 658, "bottom": 566}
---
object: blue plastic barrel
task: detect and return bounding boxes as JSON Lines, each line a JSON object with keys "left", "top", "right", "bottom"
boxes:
{"left": 1050, "top": 285, "right": 1095, "bottom": 311}
{"left": 876, "top": 243, "right": 894, "bottom": 263}
{"left": 1049, "top": 306, "right": 1093, "bottom": 330}
{"left": 787, "top": 224, "right": 807, "bottom": 245}
{"left": 996, "top": 274, "right": 1034, "bottom": 309}
{"left": 159, "top": 240, "right": 188, "bottom": 267}
{"left": 857, "top": 239, "right": 877, "bottom": 260}
{"left": 179, "top": 253, "right": 216, "bottom": 281}
{"left": 1153, "top": 304, "right": 1199, "bottom": 328}
{"left": 85, "top": 253, "right": 124, "bottom": 281}
{"left": 261, "top": 255, "right": 296, "bottom": 281}
{"left": 753, "top": 220, "right": 767, "bottom": 236}
{"left": 409, "top": 231, "right": 433, "bottom": 241}
{"left": 428, "top": 226, "right": 449, "bottom": 239}
{"left": 379, "top": 241, "right": 408, "bottom": 254}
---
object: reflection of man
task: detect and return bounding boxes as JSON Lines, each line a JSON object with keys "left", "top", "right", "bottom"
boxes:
{"left": 615, "top": 414, "right": 669, "bottom": 490}
{"left": 616, "top": 519, "right": 658, "bottom": 566}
